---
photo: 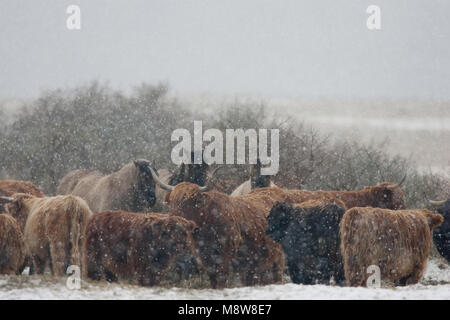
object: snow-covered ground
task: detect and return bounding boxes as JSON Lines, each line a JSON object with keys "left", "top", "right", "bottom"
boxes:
{"left": 1, "top": 259, "right": 449, "bottom": 300}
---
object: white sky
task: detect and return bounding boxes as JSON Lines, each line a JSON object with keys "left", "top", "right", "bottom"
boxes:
{"left": 0, "top": 0, "right": 449, "bottom": 100}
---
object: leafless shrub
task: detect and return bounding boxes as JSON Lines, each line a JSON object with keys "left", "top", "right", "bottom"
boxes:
{"left": 0, "top": 84, "right": 447, "bottom": 208}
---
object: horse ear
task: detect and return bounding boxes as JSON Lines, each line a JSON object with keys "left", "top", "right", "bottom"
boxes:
{"left": 133, "top": 160, "right": 140, "bottom": 167}
{"left": 249, "top": 163, "right": 255, "bottom": 177}
{"left": 253, "top": 159, "right": 262, "bottom": 175}
{"left": 257, "top": 158, "right": 262, "bottom": 166}
{"left": 180, "top": 163, "right": 186, "bottom": 179}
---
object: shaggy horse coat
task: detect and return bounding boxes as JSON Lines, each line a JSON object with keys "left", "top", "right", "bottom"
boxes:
{"left": 340, "top": 207, "right": 443, "bottom": 287}
{"left": 5, "top": 193, "right": 93, "bottom": 276}
{"left": 165, "top": 182, "right": 286, "bottom": 289}
{"left": 0, "top": 214, "right": 25, "bottom": 275}
{"left": 249, "top": 182, "right": 406, "bottom": 210}
{"left": 266, "top": 201, "right": 346, "bottom": 285}
{"left": 83, "top": 210, "right": 202, "bottom": 286}
{"left": 0, "top": 180, "right": 45, "bottom": 212}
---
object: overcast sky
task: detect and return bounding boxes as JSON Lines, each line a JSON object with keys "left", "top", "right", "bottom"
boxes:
{"left": 0, "top": 0, "right": 449, "bottom": 100}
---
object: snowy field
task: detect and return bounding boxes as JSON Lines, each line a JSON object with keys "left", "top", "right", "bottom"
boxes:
{"left": 1, "top": 258, "right": 449, "bottom": 300}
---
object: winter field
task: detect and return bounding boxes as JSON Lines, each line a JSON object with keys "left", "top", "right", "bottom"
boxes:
{"left": 0, "top": 258, "right": 448, "bottom": 300}
{"left": 1, "top": 1, "right": 449, "bottom": 303}
{"left": 1, "top": 96, "right": 449, "bottom": 300}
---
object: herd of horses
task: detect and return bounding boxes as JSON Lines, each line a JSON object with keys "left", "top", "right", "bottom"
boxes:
{"left": 0, "top": 155, "right": 449, "bottom": 289}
